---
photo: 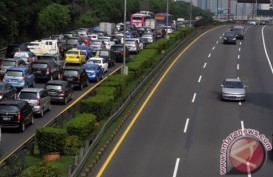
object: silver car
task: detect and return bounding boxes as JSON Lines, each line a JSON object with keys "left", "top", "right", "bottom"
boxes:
{"left": 221, "top": 78, "right": 246, "bottom": 101}
{"left": 17, "top": 88, "right": 51, "bottom": 117}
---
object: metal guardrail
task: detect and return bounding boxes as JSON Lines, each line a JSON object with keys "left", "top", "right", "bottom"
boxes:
{"left": 0, "top": 26, "right": 211, "bottom": 177}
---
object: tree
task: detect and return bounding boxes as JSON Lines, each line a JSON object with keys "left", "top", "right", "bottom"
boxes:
{"left": 37, "top": 3, "right": 71, "bottom": 36}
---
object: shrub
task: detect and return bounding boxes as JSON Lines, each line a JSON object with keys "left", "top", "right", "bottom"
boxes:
{"left": 63, "top": 135, "right": 81, "bottom": 156}
{"left": 36, "top": 127, "right": 67, "bottom": 154}
{"left": 80, "top": 95, "right": 114, "bottom": 120}
{"left": 17, "top": 162, "right": 60, "bottom": 177}
{"left": 96, "top": 86, "right": 118, "bottom": 100}
{"left": 66, "top": 113, "right": 96, "bottom": 140}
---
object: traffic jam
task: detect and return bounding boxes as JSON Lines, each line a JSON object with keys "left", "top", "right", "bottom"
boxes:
{"left": 0, "top": 11, "right": 184, "bottom": 132}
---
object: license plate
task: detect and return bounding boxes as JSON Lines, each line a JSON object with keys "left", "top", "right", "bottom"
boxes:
{"left": 67, "top": 78, "right": 73, "bottom": 81}
{"left": 11, "top": 79, "right": 17, "bottom": 82}
{"left": 49, "top": 92, "right": 57, "bottom": 95}
{"left": 36, "top": 71, "right": 42, "bottom": 73}
{"left": 2, "top": 117, "right": 11, "bottom": 121}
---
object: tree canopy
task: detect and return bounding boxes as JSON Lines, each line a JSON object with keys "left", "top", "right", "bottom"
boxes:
{"left": 0, "top": 0, "right": 213, "bottom": 48}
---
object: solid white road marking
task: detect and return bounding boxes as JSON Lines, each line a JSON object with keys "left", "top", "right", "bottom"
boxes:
{"left": 198, "top": 75, "right": 202, "bottom": 83}
{"left": 183, "top": 118, "right": 190, "bottom": 133}
{"left": 212, "top": 46, "right": 215, "bottom": 50}
{"left": 241, "top": 121, "right": 245, "bottom": 131}
{"left": 238, "top": 55, "right": 240, "bottom": 59}
{"left": 239, "top": 48, "right": 241, "bottom": 52}
{"left": 192, "top": 93, "right": 196, "bottom": 103}
{"left": 239, "top": 102, "right": 242, "bottom": 106}
{"left": 240, "top": 42, "right": 242, "bottom": 45}
{"left": 216, "top": 41, "right": 219, "bottom": 44}
{"left": 172, "top": 158, "right": 180, "bottom": 177}
{"left": 262, "top": 26, "right": 273, "bottom": 75}
{"left": 203, "top": 63, "right": 207, "bottom": 68}
{"left": 208, "top": 53, "right": 211, "bottom": 58}
{"left": 237, "top": 64, "right": 240, "bottom": 70}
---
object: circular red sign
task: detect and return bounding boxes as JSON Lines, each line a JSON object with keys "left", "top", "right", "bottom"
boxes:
{"left": 228, "top": 136, "right": 266, "bottom": 173}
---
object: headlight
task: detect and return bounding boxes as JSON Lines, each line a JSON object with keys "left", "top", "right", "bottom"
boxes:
{"left": 224, "top": 37, "right": 227, "bottom": 40}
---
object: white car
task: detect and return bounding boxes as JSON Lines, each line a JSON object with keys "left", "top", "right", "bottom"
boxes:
{"left": 98, "top": 37, "right": 115, "bottom": 49}
{"left": 87, "top": 57, "right": 108, "bottom": 72}
{"left": 27, "top": 41, "right": 40, "bottom": 52}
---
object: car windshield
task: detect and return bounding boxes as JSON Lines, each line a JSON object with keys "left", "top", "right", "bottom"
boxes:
{"left": 6, "top": 70, "right": 23, "bottom": 77}
{"left": 224, "top": 81, "right": 244, "bottom": 88}
{"left": 0, "top": 105, "right": 19, "bottom": 113}
{"left": 3, "top": 61, "right": 16, "bottom": 66}
{"left": 225, "top": 32, "right": 236, "bottom": 37}
{"left": 45, "top": 84, "right": 62, "bottom": 90}
{"left": 63, "top": 70, "right": 78, "bottom": 76}
{"left": 66, "top": 39, "right": 78, "bottom": 44}
{"left": 32, "top": 63, "right": 47, "bottom": 68}
{"left": 19, "top": 92, "right": 37, "bottom": 100}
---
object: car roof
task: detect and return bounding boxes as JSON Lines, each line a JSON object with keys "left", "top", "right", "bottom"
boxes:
{"left": 224, "top": 78, "right": 242, "bottom": 82}
{"left": 89, "top": 57, "right": 104, "bottom": 60}
{"left": 7, "top": 66, "right": 29, "bottom": 71}
{"left": 0, "top": 100, "right": 27, "bottom": 107}
{"left": 63, "top": 66, "right": 82, "bottom": 70}
{"left": 20, "top": 88, "right": 44, "bottom": 92}
{"left": 46, "top": 80, "right": 68, "bottom": 85}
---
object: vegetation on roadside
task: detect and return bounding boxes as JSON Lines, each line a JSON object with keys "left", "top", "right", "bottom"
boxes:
{"left": 0, "top": 0, "right": 213, "bottom": 47}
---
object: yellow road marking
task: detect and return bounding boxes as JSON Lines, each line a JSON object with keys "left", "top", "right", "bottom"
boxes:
{"left": 96, "top": 27, "right": 219, "bottom": 177}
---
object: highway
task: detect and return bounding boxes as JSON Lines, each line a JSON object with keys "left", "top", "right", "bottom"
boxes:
{"left": 91, "top": 25, "right": 273, "bottom": 177}
{"left": 0, "top": 64, "right": 122, "bottom": 162}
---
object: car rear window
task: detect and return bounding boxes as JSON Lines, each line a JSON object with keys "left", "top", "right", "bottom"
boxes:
{"left": 63, "top": 70, "right": 78, "bottom": 76}
{"left": 90, "top": 59, "right": 101, "bottom": 64}
{"left": 14, "top": 52, "right": 29, "bottom": 58}
{"left": 0, "top": 105, "right": 19, "bottom": 113}
{"left": 84, "top": 65, "right": 95, "bottom": 70}
{"left": 19, "top": 92, "right": 37, "bottom": 100}
{"left": 6, "top": 70, "right": 23, "bottom": 77}
{"left": 32, "top": 63, "right": 48, "bottom": 68}
{"left": 96, "top": 51, "right": 109, "bottom": 56}
{"left": 66, "top": 39, "right": 78, "bottom": 45}
{"left": 45, "top": 84, "right": 62, "bottom": 90}
{"left": 66, "top": 51, "right": 79, "bottom": 55}
{"left": 111, "top": 46, "right": 123, "bottom": 51}
{"left": 3, "top": 60, "right": 16, "bottom": 66}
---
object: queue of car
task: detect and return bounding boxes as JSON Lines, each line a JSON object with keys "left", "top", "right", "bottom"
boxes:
{"left": 0, "top": 19, "right": 175, "bottom": 132}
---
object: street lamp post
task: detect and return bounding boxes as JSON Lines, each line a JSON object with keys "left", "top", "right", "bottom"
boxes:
{"left": 122, "top": 0, "right": 128, "bottom": 75}
{"left": 189, "top": 0, "right": 192, "bottom": 26}
{"left": 166, "top": 0, "right": 169, "bottom": 39}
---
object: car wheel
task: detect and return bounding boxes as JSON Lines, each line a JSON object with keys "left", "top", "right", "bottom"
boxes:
{"left": 20, "top": 122, "right": 26, "bottom": 132}
{"left": 40, "top": 108, "right": 44, "bottom": 117}
{"left": 79, "top": 83, "right": 83, "bottom": 90}
{"left": 30, "top": 115, "right": 34, "bottom": 125}
{"left": 63, "top": 97, "right": 68, "bottom": 105}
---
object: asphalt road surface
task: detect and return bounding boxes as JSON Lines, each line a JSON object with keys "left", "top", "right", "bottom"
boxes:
{"left": 91, "top": 25, "right": 273, "bottom": 177}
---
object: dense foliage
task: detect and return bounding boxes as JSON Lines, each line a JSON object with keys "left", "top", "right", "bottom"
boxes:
{"left": 0, "top": 0, "right": 213, "bottom": 47}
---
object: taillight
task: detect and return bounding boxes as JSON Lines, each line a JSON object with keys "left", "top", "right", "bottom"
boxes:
{"left": 77, "top": 73, "right": 80, "bottom": 81}
{"left": 59, "top": 90, "right": 65, "bottom": 96}
{"left": 46, "top": 68, "right": 50, "bottom": 75}
{"left": 27, "top": 57, "right": 30, "bottom": 62}
{"left": 37, "top": 98, "right": 41, "bottom": 106}
{"left": 17, "top": 112, "right": 21, "bottom": 121}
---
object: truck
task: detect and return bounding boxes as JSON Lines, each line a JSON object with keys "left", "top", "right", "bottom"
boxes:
{"left": 99, "top": 22, "right": 115, "bottom": 35}
{"left": 32, "top": 39, "right": 59, "bottom": 56}
{"left": 144, "top": 19, "right": 157, "bottom": 30}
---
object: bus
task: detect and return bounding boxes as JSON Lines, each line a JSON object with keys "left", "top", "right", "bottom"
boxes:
{"left": 130, "top": 13, "right": 152, "bottom": 27}
{"left": 154, "top": 13, "right": 173, "bottom": 28}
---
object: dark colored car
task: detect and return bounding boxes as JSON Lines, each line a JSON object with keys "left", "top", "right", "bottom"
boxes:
{"left": 154, "top": 28, "right": 166, "bottom": 38}
{"left": 136, "top": 27, "right": 146, "bottom": 36}
{"left": 0, "top": 58, "right": 28, "bottom": 78}
{"left": 233, "top": 28, "right": 244, "bottom": 40}
{"left": 111, "top": 44, "right": 130, "bottom": 62}
{"left": 44, "top": 80, "right": 73, "bottom": 105}
{"left": 0, "top": 100, "right": 34, "bottom": 132}
{"left": 223, "top": 31, "right": 237, "bottom": 44}
{"left": 61, "top": 66, "right": 89, "bottom": 90}
{"left": 31, "top": 60, "right": 62, "bottom": 82}
{"left": 0, "top": 82, "right": 17, "bottom": 100}
{"left": 5, "top": 44, "right": 29, "bottom": 58}
{"left": 95, "top": 49, "right": 116, "bottom": 68}
{"left": 37, "top": 54, "right": 65, "bottom": 68}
